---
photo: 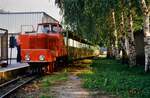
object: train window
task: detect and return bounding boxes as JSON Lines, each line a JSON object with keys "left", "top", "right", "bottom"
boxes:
{"left": 37, "top": 25, "right": 51, "bottom": 33}
{"left": 51, "top": 25, "right": 62, "bottom": 33}
{"left": 51, "top": 26, "right": 58, "bottom": 33}
{"left": 37, "top": 23, "right": 62, "bottom": 34}
{"left": 38, "top": 25, "right": 51, "bottom": 33}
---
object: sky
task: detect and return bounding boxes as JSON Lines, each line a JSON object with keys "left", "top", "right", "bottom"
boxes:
{"left": 0, "top": 0, "right": 62, "bottom": 21}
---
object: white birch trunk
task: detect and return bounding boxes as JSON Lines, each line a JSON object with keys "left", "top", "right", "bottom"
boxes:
{"left": 120, "top": 12, "right": 129, "bottom": 62}
{"left": 128, "top": 11, "right": 136, "bottom": 66}
{"left": 144, "top": 14, "right": 150, "bottom": 72}
{"left": 140, "top": 0, "right": 150, "bottom": 72}
{"left": 112, "top": 9, "right": 119, "bottom": 59}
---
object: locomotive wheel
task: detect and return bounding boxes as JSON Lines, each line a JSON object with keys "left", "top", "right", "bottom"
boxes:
{"left": 47, "top": 62, "right": 54, "bottom": 74}
{"left": 47, "top": 63, "right": 51, "bottom": 73}
{"left": 29, "top": 63, "right": 43, "bottom": 75}
{"left": 42, "top": 64, "right": 48, "bottom": 74}
{"left": 51, "top": 62, "right": 55, "bottom": 72}
{"left": 38, "top": 66, "right": 43, "bottom": 75}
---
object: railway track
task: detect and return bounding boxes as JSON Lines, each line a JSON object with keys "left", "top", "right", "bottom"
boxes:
{"left": 0, "top": 75, "right": 38, "bottom": 98}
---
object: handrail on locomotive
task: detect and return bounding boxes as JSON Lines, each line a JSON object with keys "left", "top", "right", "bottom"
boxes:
{"left": 20, "top": 23, "right": 62, "bottom": 34}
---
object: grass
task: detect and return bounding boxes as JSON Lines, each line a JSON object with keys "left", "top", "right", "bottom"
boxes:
{"left": 39, "top": 95, "right": 53, "bottom": 98}
{"left": 40, "top": 72, "right": 68, "bottom": 87}
{"left": 36, "top": 71, "right": 68, "bottom": 98}
{"left": 79, "top": 58, "right": 150, "bottom": 98}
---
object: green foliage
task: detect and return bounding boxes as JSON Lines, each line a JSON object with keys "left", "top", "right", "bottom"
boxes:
{"left": 80, "top": 58, "right": 150, "bottom": 98}
{"left": 39, "top": 95, "right": 53, "bottom": 98}
{"left": 40, "top": 72, "right": 68, "bottom": 87}
{"left": 67, "top": 56, "right": 73, "bottom": 63}
{"left": 55, "top": 0, "right": 147, "bottom": 47}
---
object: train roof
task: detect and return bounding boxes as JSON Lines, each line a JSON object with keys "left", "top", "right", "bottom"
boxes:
{"left": 63, "top": 31, "right": 94, "bottom": 45}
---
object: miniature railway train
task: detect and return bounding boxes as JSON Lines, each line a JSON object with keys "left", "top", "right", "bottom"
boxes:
{"left": 2, "top": 22, "right": 98, "bottom": 74}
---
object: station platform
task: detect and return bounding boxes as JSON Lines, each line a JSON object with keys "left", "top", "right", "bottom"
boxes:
{"left": 0, "top": 63, "right": 29, "bottom": 72}
{"left": 0, "top": 60, "right": 29, "bottom": 81}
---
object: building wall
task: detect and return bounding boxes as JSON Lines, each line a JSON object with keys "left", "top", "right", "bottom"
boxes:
{"left": 0, "top": 12, "right": 43, "bottom": 33}
{"left": 42, "top": 13, "right": 58, "bottom": 23}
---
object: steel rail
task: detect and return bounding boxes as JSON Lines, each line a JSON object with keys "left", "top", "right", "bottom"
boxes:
{"left": 0, "top": 77, "right": 20, "bottom": 88}
{"left": 0, "top": 75, "right": 38, "bottom": 98}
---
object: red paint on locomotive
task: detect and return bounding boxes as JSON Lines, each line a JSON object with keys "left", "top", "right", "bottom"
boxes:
{"left": 18, "top": 23, "right": 67, "bottom": 64}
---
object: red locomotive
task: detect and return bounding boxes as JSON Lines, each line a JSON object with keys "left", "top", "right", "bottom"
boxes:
{"left": 18, "top": 23, "right": 67, "bottom": 73}
{"left": 17, "top": 22, "right": 97, "bottom": 74}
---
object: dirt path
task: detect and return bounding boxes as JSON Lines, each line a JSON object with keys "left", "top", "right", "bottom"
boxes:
{"left": 11, "top": 61, "right": 117, "bottom": 98}
{"left": 48, "top": 60, "right": 117, "bottom": 98}
{"left": 50, "top": 72, "right": 114, "bottom": 98}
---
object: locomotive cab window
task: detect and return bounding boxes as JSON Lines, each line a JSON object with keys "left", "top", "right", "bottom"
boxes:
{"left": 37, "top": 24, "right": 51, "bottom": 33}
{"left": 51, "top": 25, "right": 62, "bottom": 33}
{"left": 37, "top": 23, "right": 62, "bottom": 34}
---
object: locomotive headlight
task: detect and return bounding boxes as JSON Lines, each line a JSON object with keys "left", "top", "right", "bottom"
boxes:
{"left": 25, "top": 54, "right": 30, "bottom": 61}
{"left": 39, "top": 55, "right": 45, "bottom": 61}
